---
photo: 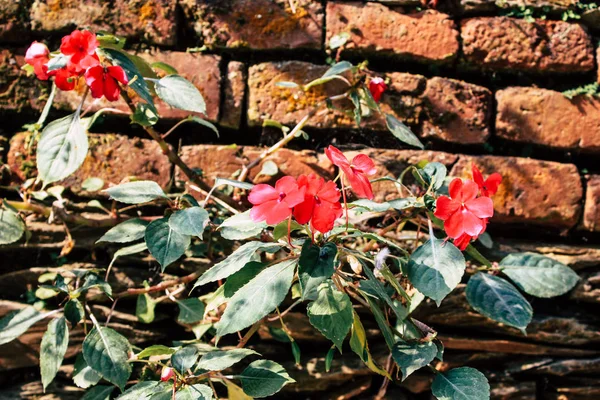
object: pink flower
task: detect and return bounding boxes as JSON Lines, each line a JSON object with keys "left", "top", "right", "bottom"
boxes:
{"left": 25, "top": 41, "right": 50, "bottom": 80}
{"left": 325, "top": 145, "right": 377, "bottom": 200}
{"left": 84, "top": 65, "right": 129, "bottom": 101}
{"left": 249, "top": 176, "right": 306, "bottom": 225}
{"left": 434, "top": 178, "right": 493, "bottom": 240}
{"left": 160, "top": 367, "right": 174, "bottom": 382}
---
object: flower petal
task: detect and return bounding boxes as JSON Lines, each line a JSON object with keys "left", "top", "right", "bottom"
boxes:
{"left": 248, "top": 184, "right": 278, "bottom": 205}
{"left": 293, "top": 196, "right": 315, "bottom": 225}
{"left": 351, "top": 154, "right": 377, "bottom": 175}
{"left": 484, "top": 173, "right": 502, "bottom": 196}
{"left": 312, "top": 201, "right": 342, "bottom": 233}
{"left": 471, "top": 163, "right": 485, "bottom": 188}
{"left": 107, "top": 66, "right": 129, "bottom": 85}
{"left": 250, "top": 200, "right": 277, "bottom": 223}
{"left": 445, "top": 208, "right": 485, "bottom": 238}
{"left": 465, "top": 196, "right": 494, "bottom": 219}
{"left": 434, "top": 196, "right": 460, "bottom": 220}
{"left": 265, "top": 201, "right": 292, "bottom": 225}
{"left": 346, "top": 170, "right": 373, "bottom": 199}
{"left": 103, "top": 75, "right": 120, "bottom": 102}
{"left": 448, "top": 178, "right": 463, "bottom": 199}
{"left": 325, "top": 145, "right": 350, "bottom": 169}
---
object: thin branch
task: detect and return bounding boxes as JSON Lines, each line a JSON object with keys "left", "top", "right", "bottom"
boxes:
{"left": 114, "top": 270, "right": 202, "bottom": 299}
{"left": 237, "top": 319, "right": 263, "bottom": 348}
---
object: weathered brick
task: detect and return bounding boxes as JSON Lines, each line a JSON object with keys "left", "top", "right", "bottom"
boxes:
{"left": 583, "top": 175, "right": 600, "bottom": 232}
{"left": 220, "top": 61, "right": 247, "bottom": 129}
{"left": 177, "top": 145, "right": 334, "bottom": 188}
{"left": 459, "top": 0, "right": 578, "bottom": 13}
{"left": 421, "top": 77, "right": 492, "bottom": 144}
{"left": 180, "top": 0, "right": 323, "bottom": 51}
{"left": 461, "top": 17, "right": 594, "bottom": 74}
{"left": 496, "top": 87, "right": 600, "bottom": 151}
{"left": 55, "top": 51, "right": 221, "bottom": 122}
{"left": 451, "top": 156, "right": 582, "bottom": 229}
{"left": 8, "top": 132, "right": 171, "bottom": 195}
{"left": 248, "top": 61, "right": 492, "bottom": 144}
{"left": 326, "top": 2, "right": 459, "bottom": 64}
{"left": 29, "top": 0, "right": 178, "bottom": 46}
{"left": 0, "top": 49, "right": 48, "bottom": 123}
{"left": 344, "top": 149, "right": 459, "bottom": 202}
{"left": 0, "top": 0, "right": 31, "bottom": 44}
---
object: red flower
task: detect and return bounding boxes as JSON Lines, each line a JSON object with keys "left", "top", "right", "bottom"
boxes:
{"left": 84, "top": 65, "right": 129, "bottom": 101}
{"left": 249, "top": 176, "right": 306, "bottom": 225}
{"left": 25, "top": 41, "right": 50, "bottom": 80}
{"left": 325, "top": 145, "right": 377, "bottom": 200}
{"left": 434, "top": 178, "right": 493, "bottom": 240}
{"left": 294, "top": 174, "right": 343, "bottom": 233}
{"left": 53, "top": 66, "right": 79, "bottom": 91}
{"left": 472, "top": 163, "right": 502, "bottom": 197}
{"left": 453, "top": 233, "right": 474, "bottom": 251}
{"left": 60, "top": 30, "right": 99, "bottom": 72}
{"left": 160, "top": 367, "right": 174, "bottom": 382}
{"left": 368, "top": 77, "right": 387, "bottom": 103}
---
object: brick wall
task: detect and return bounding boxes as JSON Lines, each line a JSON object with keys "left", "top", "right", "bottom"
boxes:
{"left": 1, "top": 1, "right": 600, "bottom": 398}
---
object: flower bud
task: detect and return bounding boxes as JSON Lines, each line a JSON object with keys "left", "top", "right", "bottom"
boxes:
{"left": 160, "top": 366, "right": 175, "bottom": 382}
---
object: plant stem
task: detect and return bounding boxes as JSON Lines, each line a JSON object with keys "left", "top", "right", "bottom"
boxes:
{"left": 119, "top": 91, "right": 240, "bottom": 212}
{"left": 237, "top": 319, "right": 263, "bottom": 348}
{"left": 114, "top": 270, "right": 201, "bottom": 298}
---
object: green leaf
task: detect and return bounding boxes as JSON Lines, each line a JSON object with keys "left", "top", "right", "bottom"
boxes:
{"left": 83, "top": 326, "right": 132, "bottom": 390}
{"left": 349, "top": 311, "right": 390, "bottom": 378}
{"left": 214, "top": 177, "right": 254, "bottom": 191}
{"left": 500, "top": 252, "right": 580, "bottom": 298}
{"left": 385, "top": 113, "right": 424, "bottom": 149}
{"left": 47, "top": 54, "right": 68, "bottom": 72}
{"left": 257, "top": 160, "right": 278, "bottom": 177}
{"left": 171, "top": 345, "right": 199, "bottom": 374}
{"left": 322, "top": 61, "right": 353, "bottom": 78}
{"left": 392, "top": 340, "right": 437, "bottom": 381}
{"left": 151, "top": 61, "right": 178, "bottom": 75}
{"left": 298, "top": 241, "right": 337, "bottom": 300}
{"left": 240, "top": 359, "right": 295, "bottom": 398}
{"left": 220, "top": 210, "right": 267, "bottom": 240}
{"left": 76, "top": 274, "right": 112, "bottom": 297}
{"left": 466, "top": 273, "right": 533, "bottom": 334}
{"left": 145, "top": 217, "right": 191, "bottom": 271}
{"left": 215, "top": 258, "right": 297, "bottom": 336}
{"left": 0, "top": 306, "right": 44, "bottom": 345}
{"left": 0, "top": 208, "right": 25, "bottom": 245}
{"left": 175, "top": 384, "right": 213, "bottom": 400}
{"left": 329, "top": 32, "right": 350, "bottom": 49}
{"left": 155, "top": 75, "right": 206, "bottom": 114}
{"left": 363, "top": 295, "right": 395, "bottom": 350}
{"left": 422, "top": 162, "right": 447, "bottom": 191}
{"left": 194, "top": 242, "right": 281, "bottom": 287}
{"left": 37, "top": 113, "right": 89, "bottom": 185}
{"left": 101, "top": 48, "right": 156, "bottom": 111}
{"left": 40, "top": 316, "right": 69, "bottom": 390}
{"left": 275, "top": 81, "right": 299, "bottom": 88}
{"left": 177, "top": 298, "right": 205, "bottom": 324}
{"left": 97, "top": 32, "right": 126, "bottom": 49}
{"left": 431, "top": 367, "right": 490, "bottom": 400}
{"left": 350, "top": 199, "right": 391, "bottom": 212}
{"left": 64, "top": 299, "right": 84, "bottom": 326}
{"left": 104, "top": 181, "right": 166, "bottom": 204}
{"left": 325, "top": 345, "right": 336, "bottom": 372}
{"left": 96, "top": 218, "right": 149, "bottom": 244}
{"left": 81, "top": 177, "right": 105, "bottom": 192}
{"left": 131, "top": 103, "right": 159, "bottom": 127}
{"left": 108, "top": 242, "right": 147, "bottom": 268}
{"left": 136, "top": 293, "right": 156, "bottom": 324}
{"left": 168, "top": 207, "right": 209, "bottom": 238}
{"left": 405, "top": 239, "right": 466, "bottom": 305}
{"left": 137, "top": 345, "right": 176, "bottom": 359}
{"left": 116, "top": 381, "right": 168, "bottom": 400}
{"left": 81, "top": 385, "right": 115, "bottom": 400}
{"left": 272, "top": 219, "right": 303, "bottom": 241}
{"left": 197, "top": 348, "right": 259, "bottom": 371}
{"left": 223, "top": 262, "right": 266, "bottom": 297}
{"left": 73, "top": 353, "right": 102, "bottom": 389}
{"left": 307, "top": 281, "right": 353, "bottom": 351}
{"left": 188, "top": 116, "right": 219, "bottom": 137}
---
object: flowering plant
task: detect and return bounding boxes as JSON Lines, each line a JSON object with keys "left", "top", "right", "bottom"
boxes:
{"left": 0, "top": 30, "right": 581, "bottom": 400}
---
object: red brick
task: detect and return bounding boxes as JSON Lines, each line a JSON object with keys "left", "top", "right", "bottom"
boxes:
{"left": 55, "top": 51, "right": 222, "bottom": 122}
{"left": 326, "top": 2, "right": 459, "bottom": 64}
{"left": 29, "top": 0, "right": 178, "bottom": 46}
{"left": 583, "top": 175, "right": 600, "bottom": 232}
{"left": 343, "top": 149, "right": 459, "bottom": 202}
{"left": 220, "top": 61, "right": 247, "bottom": 129}
{"left": 0, "top": 1, "right": 31, "bottom": 43}
{"left": 8, "top": 132, "right": 171, "bottom": 195}
{"left": 461, "top": 17, "right": 594, "bottom": 74}
{"left": 421, "top": 77, "right": 492, "bottom": 144}
{"left": 0, "top": 49, "right": 48, "bottom": 119}
{"left": 180, "top": 0, "right": 323, "bottom": 51}
{"left": 496, "top": 87, "right": 600, "bottom": 151}
{"left": 451, "top": 156, "right": 582, "bottom": 229}
{"left": 248, "top": 61, "right": 492, "bottom": 144}
{"left": 177, "top": 145, "right": 334, "bottom": 189}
